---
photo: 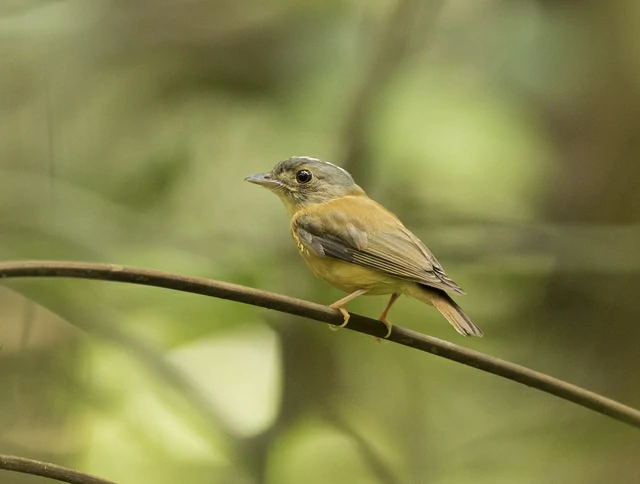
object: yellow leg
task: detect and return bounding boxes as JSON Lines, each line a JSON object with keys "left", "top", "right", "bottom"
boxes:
{"left": 328, "top": 289, "right": 369, "bottom": 331}
{"left": 376, "top": 293, "right": 400, "bottom": 339}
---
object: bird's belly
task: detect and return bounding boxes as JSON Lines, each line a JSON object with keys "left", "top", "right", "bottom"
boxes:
{"left": 303, "top": 254, "right": 400, "bottom": 295}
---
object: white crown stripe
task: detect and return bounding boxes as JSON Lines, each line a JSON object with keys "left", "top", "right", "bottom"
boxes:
{"left": 290, "top": 156, "right": 352, "bottom": 178}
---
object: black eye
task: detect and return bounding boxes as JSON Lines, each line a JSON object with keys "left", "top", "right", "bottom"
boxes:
{"left": 296, "top": 170, "right": 312, "bottom": 184}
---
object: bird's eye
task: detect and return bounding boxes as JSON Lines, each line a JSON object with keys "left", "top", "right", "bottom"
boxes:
{"left": 296, "top": 170, "right": 312, "bottom": 184}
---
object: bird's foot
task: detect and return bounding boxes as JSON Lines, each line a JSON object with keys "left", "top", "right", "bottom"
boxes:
{"left": 329, "top": 305, "right": 350, "bottom": 331}
{"left": 373, "top": 318, "right": 393, "bottom": 342}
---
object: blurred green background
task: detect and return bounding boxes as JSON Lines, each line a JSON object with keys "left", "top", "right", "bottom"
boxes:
{"left": 1, "top": 0, "right": 640, "bottom": 483}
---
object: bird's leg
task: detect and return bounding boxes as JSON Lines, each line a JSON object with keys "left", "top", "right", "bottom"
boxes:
{"left": 328, "top": 289, "right": 369, "bottom": 331}
{"left": 377, "top": 293, "right": 400, "bottom": 338}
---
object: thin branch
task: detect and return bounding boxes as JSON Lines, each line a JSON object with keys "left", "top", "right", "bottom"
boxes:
{"left": 1, "top": 260, "right": 639, "bottom": 430}
{"left": 0, "top": 454, "right": 118, "bottom": 484}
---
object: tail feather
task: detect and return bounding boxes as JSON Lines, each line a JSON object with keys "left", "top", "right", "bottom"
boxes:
{"left": 408, "top": 285, "right": 483, "bottom": 337}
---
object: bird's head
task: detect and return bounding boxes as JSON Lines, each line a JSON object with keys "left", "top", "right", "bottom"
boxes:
{"left": 245, "top": 156, "right": 365, "bottom": 214}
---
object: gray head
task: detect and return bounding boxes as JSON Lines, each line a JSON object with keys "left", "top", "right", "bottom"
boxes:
{"left": 245, "top": 156, "right": 365, "bottom": 211}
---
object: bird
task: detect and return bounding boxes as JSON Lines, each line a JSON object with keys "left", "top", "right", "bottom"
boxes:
{"left": 245, "top": 156, "right": 483, "bottom": 339}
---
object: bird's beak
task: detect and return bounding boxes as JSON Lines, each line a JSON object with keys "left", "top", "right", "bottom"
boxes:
{"left": 244, "top": 172, "right": 281, "bottom": 189}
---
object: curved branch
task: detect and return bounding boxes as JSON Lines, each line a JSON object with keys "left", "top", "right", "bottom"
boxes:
{"left": 1, "top": 260, "right": 639, "bottom": 430}
{"left": 0, "top": 454, "right": 117, "bottom": 484}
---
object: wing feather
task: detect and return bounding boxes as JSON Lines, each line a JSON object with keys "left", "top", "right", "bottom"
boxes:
{"left": 292, "top": 198, "right": 464, "bottom": 294}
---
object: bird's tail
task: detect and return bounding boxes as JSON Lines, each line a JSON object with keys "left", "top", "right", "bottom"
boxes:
{"left": 407, "top": 284, "right": 483, "bottom": 337}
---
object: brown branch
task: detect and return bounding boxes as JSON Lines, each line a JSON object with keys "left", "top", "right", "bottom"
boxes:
{"left": 1, "top": 260, "right": 640, "bottom": 430}
{"left": 0, "top": 454, "right": 118, "bottom": 484}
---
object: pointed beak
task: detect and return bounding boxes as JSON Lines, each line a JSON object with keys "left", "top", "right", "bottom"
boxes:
{"left": 244, "top": 172, "right": 281, "bottom": 189}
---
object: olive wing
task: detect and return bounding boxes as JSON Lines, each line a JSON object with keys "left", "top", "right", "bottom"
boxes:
{"left": 292, "top": 205, "right": 464, "bottom": 294}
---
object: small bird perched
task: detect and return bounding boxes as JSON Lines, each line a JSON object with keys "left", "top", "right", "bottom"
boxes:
{"left": 245, "top": 156, "right": 483, "bottom": 338}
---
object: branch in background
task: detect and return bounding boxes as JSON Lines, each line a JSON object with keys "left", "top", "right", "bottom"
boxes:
{"left": 0, "top": 454, "right": 118, "bottom": 484}
{"left": 1, "top": 287, "right": 254, "bottom": 475}
{"left": 423, "top": 222, "right": 640, "bottom": 274}
{"left": 1, "top": 260, "right": 639, "bottom": 430}
{"left": 322, "top": 406, "right": 399, "bottom": 484}
{"left": 341, "top": 0, "right": 445, "bottom": 184}
{"left": 4, "top": 168, "right": 640, "bottom": 273}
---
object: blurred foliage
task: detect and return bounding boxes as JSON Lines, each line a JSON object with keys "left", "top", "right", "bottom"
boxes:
{"left": 1, "top": 0, "right": 640, "bottom": 483}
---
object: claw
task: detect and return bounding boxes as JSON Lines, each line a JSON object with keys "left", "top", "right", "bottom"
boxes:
{"left": 327, "top": 289, "right": 368, "bottom": 333}
{"left": 373, "top": 293, "right": 399, "bottom": 341}
{"left": 380, "top": 318, "right": 393, "bottom": 338}
{"left": 329, "top": 306, "right": 351, "bottom": 331}
{"left": 371, "top": 318, "right": 393, "bottom": 342}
